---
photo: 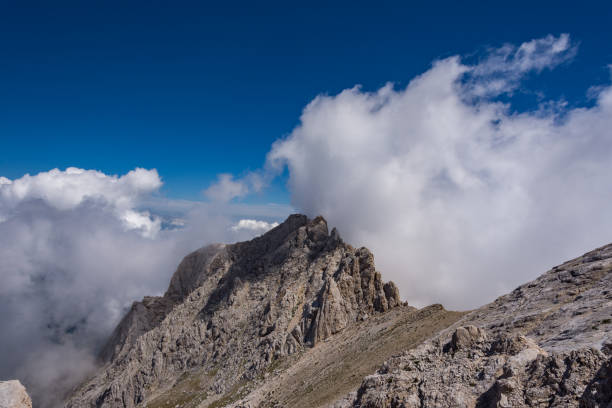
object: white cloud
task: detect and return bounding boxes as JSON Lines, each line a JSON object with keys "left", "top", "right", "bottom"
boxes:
{"left": 465, "top": 33, "right": 577, "bottom": 97}
{"left": 121, "top": 209, "right": 162, "bottom": 238}
{"left": 267, "top": 34, "right": 612, "bottom": 309}
{"left": 203, "top": 172, "right": 269, "bottom": 203}
{"left": 0, "top": 167, "right": 163, "bottom": 237}
{"left": 231, "top": 219, "right": 279, "bottom": 234}
{"left": 203, "top": 173, "right": 249, "bottom": 202}
{"left": 476, "top": 33, "right": 574, "bottom": 75}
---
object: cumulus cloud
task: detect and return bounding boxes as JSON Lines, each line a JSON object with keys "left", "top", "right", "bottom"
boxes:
{"left": 231, "top": 219, "right": 279, "bottom": 234}
{"left": 264, "top": 34, "right": 612, "bottom": 309}
{"left": 203, "top": 173, "right": 249, "bottom": 202}
{"left": 203, "top": 170, "right": 269, "bottom": 203}
{"left": 0, "top": 167, "right": 163, "bottom": 238}
{"left": 0, "top": 168, "right": 288, "bottom": 406}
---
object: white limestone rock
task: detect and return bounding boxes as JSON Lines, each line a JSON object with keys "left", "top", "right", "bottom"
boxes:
{"left": 0, "top": 381, "right": 32, "bottom": 408}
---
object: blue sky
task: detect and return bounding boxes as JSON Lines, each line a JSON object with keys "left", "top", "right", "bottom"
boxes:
{"left": 1, "top": 0, "right": 611, "bottom": 201}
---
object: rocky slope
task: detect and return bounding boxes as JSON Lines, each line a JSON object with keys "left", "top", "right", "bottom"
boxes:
{"left": 0, "top": 380, "right": 33, "bottom": 408}
{"left": 338, "top": 243, "right": 612, "bottom": 407}
{"left": 229, "top": 304, "right": 464, "bottom": 408}
{"left": 66, "top": 215, "right": 404, "bottom": 407}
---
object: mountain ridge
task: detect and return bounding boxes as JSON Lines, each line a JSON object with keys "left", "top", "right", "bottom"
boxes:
{"left": 64, "top": 215, "right": 612, "bottom": 408}
{"left": 67, "top": 214, "right": 404, "bottom": 407}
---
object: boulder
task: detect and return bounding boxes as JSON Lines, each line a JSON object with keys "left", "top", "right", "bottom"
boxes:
{"left": 0, "top": 381, "right": 32, "bottom": 408}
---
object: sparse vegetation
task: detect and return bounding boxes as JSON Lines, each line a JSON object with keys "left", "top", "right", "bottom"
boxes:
{"left": 265, "top": 356, "right": 284, "bottom": 373}
{"left": 250, "top": 306, "right": 466, "bottom": 407}
{"left": 146, "top": 370, "right": 209, "bottom": 408}
{"left": 207, "top": 380, "right": 251, "bottom": 408}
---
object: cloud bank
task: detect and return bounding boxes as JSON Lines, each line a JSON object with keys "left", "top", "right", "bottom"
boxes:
{"left": 262, "top": 34, "right": 612, "bottom": 308}
{"left": 0, "top": 168, "right": 284, "bottom": 406}
{"left": 0, "top": 167, "right": 163, "bottom": 237}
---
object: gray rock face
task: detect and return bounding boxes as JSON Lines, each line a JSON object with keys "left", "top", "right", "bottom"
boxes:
{"left": 0, "top": 381, "right": 32, "bottom": 408}
{"left": 338, "top": 244, "right": 612, "bottom": 408}
{"left": 349, "top": 329, "right": 611, "bottom": 408}
{"left": 66, "top": 215, "right": 400, "bottom": 407}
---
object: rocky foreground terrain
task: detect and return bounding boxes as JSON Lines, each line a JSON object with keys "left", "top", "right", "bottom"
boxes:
{"left": 61, "top": 215, "right": 612, "bottom": 408}
{"left": 336, "top": 243, "right": 612, "bottom": 407}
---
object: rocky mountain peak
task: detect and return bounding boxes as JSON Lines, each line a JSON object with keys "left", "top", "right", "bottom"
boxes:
{"left": 69, "top": 214, "right": 401, "bottom": 407}
{"left": 65, "top": 216, "right": 612, "bottom": 408}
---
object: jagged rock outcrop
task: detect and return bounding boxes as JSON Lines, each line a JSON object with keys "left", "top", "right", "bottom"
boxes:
{"left": 66, "top": 215, "right": 400, "bottom": 407}
{"left": 338, "top": 244, "right": 612, "bottom": 407}
{"left": 348, "top": 328, "right": 611, "bottom": 407}
{"left": 0, "top": 381, "right": 33, "bottom": 408}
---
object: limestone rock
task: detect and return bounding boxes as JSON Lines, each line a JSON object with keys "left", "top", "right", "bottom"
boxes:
{"left": 338, "top": 243, "right": 612, "bottom": 408}
{"left": 448, "top": 324, "right": 487, "bottom": 351}
{"left": 0, "top": 381, "right": 32, "bottom": 408}
{"left": 66, "top": 214, "right": 401, "bottom": 407}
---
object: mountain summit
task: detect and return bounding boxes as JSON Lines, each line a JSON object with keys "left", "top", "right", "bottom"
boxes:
{"left": 67, "top": 215, "right": 405, "bottom": 407}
